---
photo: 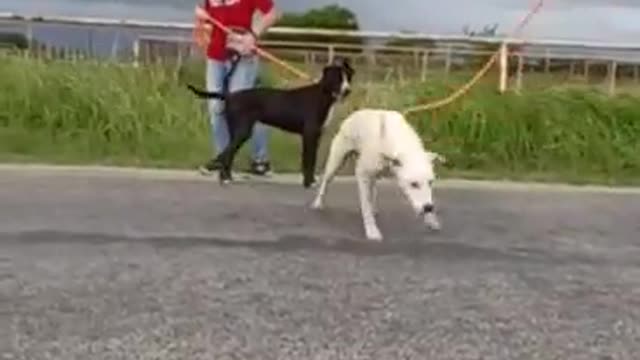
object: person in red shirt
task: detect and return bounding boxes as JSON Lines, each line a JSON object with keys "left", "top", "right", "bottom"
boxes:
{"left": 196, "top": 0, "right": 279, "bottom": 177}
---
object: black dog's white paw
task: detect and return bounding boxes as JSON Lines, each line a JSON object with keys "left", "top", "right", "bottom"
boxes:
{"left": 303, "top": 177, "right": 318, "bottom": 189}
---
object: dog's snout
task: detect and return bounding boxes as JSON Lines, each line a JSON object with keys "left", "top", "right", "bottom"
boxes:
{"left": 422, "top": 204, "right": 435, "bottom": 214}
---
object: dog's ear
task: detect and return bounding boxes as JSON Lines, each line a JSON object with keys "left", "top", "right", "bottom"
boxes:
{"left": 342, "top": 58, "right": 353, "bottom": 72}
{"left": 320, "top": 67, "right": 333, "bottom": 92}
{"left": 383, "top": 153, "right": 402, "bottom": 167}
{"left": 425, "top": 151, "right": 447, "bottom": 164}
{"left": 331, "top": 56, "right": 351, "bottom": 68}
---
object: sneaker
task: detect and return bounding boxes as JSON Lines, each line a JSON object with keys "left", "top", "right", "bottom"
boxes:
{"left": 198, "top": 158, "right": 220, "bottom": 176}
{"left": 219, "top": 169, "right": 234, "bottom": 185}
{"left": 249, "top": 160, "right": 272, "bottom": 177}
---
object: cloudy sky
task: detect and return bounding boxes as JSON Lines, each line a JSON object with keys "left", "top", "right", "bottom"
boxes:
{"left": 2, "top": 0, "right": 640, "bottom": 42}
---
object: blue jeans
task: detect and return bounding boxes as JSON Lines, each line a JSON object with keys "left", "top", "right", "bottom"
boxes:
{"left": 206, "top": 56, "right": 269, "bottom": 162}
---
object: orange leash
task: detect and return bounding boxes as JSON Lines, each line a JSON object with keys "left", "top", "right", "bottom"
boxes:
{"left": 194, "top": 6, "right": 311, "bottom": 80}
{"left": 401, "top": 0, "right": 545, "bottom": 116}
{"left": 192, "top": 2, "right": 545, "bottom": 116}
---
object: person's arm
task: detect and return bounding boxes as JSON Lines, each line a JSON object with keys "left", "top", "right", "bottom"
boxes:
{"left": 252, "top": 0, "right": 280, "bottom": 38}
{"left": 193, "top": 1, "right": 213, "bottom": 51}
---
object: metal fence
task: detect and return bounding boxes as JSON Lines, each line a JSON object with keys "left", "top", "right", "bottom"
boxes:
{"left": 2, "top": 12, "right": 640, "bottom": 94}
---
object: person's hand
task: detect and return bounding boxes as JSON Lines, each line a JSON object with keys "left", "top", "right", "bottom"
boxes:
{"left": 227, "top": 31, "right": 256, "bottom": 56}
{"left": 193, "top": 19, "right": 212, "bottom": 51}
{"left": 192, "top": 6, "right": 213, "bottom": 52}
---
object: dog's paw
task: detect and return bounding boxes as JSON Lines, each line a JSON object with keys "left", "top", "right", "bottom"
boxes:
{"left": 310, "top": 198, "right": 324, "bottom": 210}
{"left": 218, "top": 174, "right": 233, "bottom": 186}
{"left": 365, "top": 227, "right": 384, "bottom": 242}
{"left": 303, "top": 180, "right": 318, "bottom": 189}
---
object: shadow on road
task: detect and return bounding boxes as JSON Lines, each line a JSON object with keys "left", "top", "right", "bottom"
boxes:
{"left": 4, "top": 230, "right": 605, "bottom": 266}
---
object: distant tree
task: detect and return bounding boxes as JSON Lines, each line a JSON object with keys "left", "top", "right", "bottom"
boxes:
{"left": 277, "top": 4, "right": 358, "bottom": 30}
{"left": 462, "top": 23, "right": 523, "bottom": 72}
{"left": 462, "top": 23, "right": 499, "bottom": 37}
{"left": 462, "top": 23, "right": 502, "bottom": 67}
{"left": 384, "top": 30, "right": 435, "bottom": 50}
{"left": 263, "top": 4, "right": 363, "bottom": 48}
{"left": 0, "top": 32, "right": 29, "bottom": 49}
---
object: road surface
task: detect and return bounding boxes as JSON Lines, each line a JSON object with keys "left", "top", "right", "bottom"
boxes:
{"left": 1, "top": 166, "right": 640, "bottom": 360}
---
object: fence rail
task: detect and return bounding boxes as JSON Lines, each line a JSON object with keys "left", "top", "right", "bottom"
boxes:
{"left": 2, "top": 12, "right": 640, "bottom": 94}
{"left": 4, "top": 12, "right": 640, "bottom": 50}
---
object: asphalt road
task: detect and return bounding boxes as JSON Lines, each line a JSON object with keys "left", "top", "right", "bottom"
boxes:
{"left": 1, "top": 167, "right": 640, "bottom": 360}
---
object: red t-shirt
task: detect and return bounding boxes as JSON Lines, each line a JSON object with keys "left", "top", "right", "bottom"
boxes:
{"left": 203, "top": 0, "right": 274, "bottom": 61}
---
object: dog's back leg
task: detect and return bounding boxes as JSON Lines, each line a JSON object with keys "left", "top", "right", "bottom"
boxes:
{"left": 216, "top": 120, "right": 253, "bottom": 184}
{"left": 311, "top": 133, "right": 352, "bottom": 209}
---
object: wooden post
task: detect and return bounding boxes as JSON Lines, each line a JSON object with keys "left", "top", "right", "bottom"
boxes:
{"left": 515, "top": 53, "right": 524, "bottom": 93}
{"left": 328, "top": 45, "right": 335, "bottom": 63}
{"left": 584, "top": 60, "right": 590, "bottom": 81}
{"left": 369, "top": 49, "right": 377, "bottom": 67}
{"left": 607, "top": 60, "right": 617, "bottom": 96}
{"left": 420, "top": 50, "right": 429, "bottom": 81}
{"left": 398, "top": 65, "right": 405, "bottom": 84}
{"left": 569, "top": 61, "right": 575, "bottom": 77}
{"left": 132, "top": 39, "right": 140, "bottom": 67}
{"left": 544, "top": 49, "right": 550, "bottom": 73}
{"left": 444, "top": 45, "right": 452, "bottom": 76}
{"left": 498, "top": 42, "right": 508, "bottom": 93}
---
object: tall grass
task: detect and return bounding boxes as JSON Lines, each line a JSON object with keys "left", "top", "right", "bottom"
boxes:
{"left": 1, "top": 55, "right": 640, "bottom": 185}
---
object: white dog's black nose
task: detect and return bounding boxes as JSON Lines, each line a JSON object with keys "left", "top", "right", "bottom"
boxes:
{"left": 422, "top": 204, "right": 435, "bottom": 214}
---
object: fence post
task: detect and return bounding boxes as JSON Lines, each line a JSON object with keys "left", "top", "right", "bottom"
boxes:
{"left": 569, "top": 61, "right": 575, "bottom": 77}
{"left": 444, "top": 45, "right": 452, "bottom": 76}
{"left": 584, "top": 60, "right": 590, "bottom": 80}
{"left": 420, "top": 50, "right": 429, "bottom": 81}
{"left": 132, "top": 38, "right": 140, "bottom": 67}
{"left": 607, "top": 60, "right": 617, "bottom": 96}
{"left": 369, "top": 49, "right": 377, "bottom": 67}
{"left": 327, "top": 45, "right": 335, "bottom": 63}
{"left": 498, "top": 42, "right": 508, "bottom": 93}
{"left": 515, "top": 53, "right": 524, "bottom": 93}
{"left": 544, "top": 49, "right": 550, "bottom": 73}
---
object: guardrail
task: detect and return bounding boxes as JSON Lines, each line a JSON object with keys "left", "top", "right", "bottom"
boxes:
{"left": 4, "top": 12, "right": 640, "bottom": 50}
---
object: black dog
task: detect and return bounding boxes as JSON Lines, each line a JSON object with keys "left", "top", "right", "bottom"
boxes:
{"left": 187, "top": 56, "right": 354, "bottom": 188}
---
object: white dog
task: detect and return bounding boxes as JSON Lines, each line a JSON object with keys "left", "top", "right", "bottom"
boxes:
{"left": 311, "top": 109, "right": 445, "bottom": 241}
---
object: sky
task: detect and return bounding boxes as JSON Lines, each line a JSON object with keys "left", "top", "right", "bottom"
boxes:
{"left": 2, "top": 0, "right": 640, "bottom": 42}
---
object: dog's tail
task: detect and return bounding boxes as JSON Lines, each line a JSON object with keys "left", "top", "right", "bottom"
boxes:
{"left": 186, "top": 84, "right": 225, "bottom": 99}
{"left": 186, "top": 50, "right": 242, "bottom": 100}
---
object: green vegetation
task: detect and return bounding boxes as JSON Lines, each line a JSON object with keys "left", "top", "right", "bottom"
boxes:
{"left": 1, "top": 54, "right": 640, "bottom": 185}
{"left": 266, "top": 4, "right": 363, "bottom": 46}
{"left": 0, "top": 32, "right": 29, "bottom": 49}
{"left": 277, "top": 4, "right": 359, "bottom": 30}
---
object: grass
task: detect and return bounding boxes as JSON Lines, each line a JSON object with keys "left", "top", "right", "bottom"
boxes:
{"left": 1, "top": 54, "right": 640, "bottom": 186}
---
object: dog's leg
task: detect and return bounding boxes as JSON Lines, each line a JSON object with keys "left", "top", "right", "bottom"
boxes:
{"left": 369, "top": 178, "right": 378, "bottom": 215}
{"left": 301, "top": 128, "right": 322, "bottom": 188}
{"left": 356, "top": 165, "right": 383, "bottom": 241}
{"left": 312, "top": 134, "right": 351, "bottom": 209}
{"left": 217, "top": 122, "right": 253, "bottom": 184}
